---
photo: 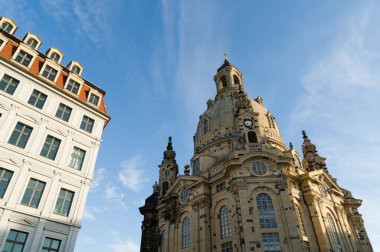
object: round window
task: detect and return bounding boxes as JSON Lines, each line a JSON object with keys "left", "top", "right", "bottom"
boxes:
{"left": 180, "top": 187, "right": 189, "bottom": 204}
{"left": 251, "top": 161, "right": 268, "bottom": 176}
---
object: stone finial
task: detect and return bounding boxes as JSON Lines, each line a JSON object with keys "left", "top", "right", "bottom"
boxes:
{"left": 224, "top": 52, "right": 228, "bottom": 61}
{"left": 162, "top": 136, "right": 176, "bottom": 164}
{"left": 301, "top": 131, "right": 328, "bottom": 172}
{"left": 184, "top": 164, "right": 190, "bottom": 176}
{"left": 153, "top": 181, "right": 160, "bottom": 193}
{"left": 289, "top": 142, "right": 293, "bottom": 150}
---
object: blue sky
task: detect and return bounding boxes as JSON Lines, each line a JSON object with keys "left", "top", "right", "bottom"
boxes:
{"left": 2, "top": 0, "right": 380, "bottom": 251}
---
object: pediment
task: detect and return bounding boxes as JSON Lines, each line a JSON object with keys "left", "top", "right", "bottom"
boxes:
{"left": 166, "top": 176, "right": 202, "bottom": 196}
{"left": 309, "top": 170, "right": 343, "bottom": 195}
{"left": 0, "top": 158, "right": 22, "bottom": 167}
{"left": 17, "top": 113, "right": 40, "bottom": 125}
{"left": 9, "top": 218, "right": 36, "bottom": 227}
{"left": 46, "top": 127, "right": 67, "bottom": 137}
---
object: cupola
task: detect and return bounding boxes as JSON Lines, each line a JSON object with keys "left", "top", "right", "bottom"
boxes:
{"left": 213, "top": 54, "right": 243, "bottom": 100}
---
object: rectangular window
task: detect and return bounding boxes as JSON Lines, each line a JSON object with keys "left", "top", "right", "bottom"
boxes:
{"left": 65, "top": 79, "right": 80, "bottom": 94}
{"left": 3, "top": 229, "right": 28, "bottom": 252}
{"left": 88, "top": 93, "right": 100, "bottom": 106}
{"left": 15, "top": 50, "right": 33, "bottom": 67}
{"left": 192, "top": 158, "right": 201, "bottom": 175}
{"left": 262, "top": 233, "right": 281, "bottom": 252}
{"left": 0, "top": 168, "right": 13, "bottom": 198}
{"left": 55, "top": 103, "right": 72, "bottom": 122}
{"left": 21, "top": 178, "right": 45, "bottom": 208}
{"left": 0, "top": 74, "right": 20, "bottom": 95}
{"left": 80, "top": 115, "right": 94, "bottom": 133}
{"left": 68, "top": 147, "right": 86, "bottom": 170}
{"left": 40, "top": 135, "right": 61, "bottom": 160}
{"left": 221, "top": 242, "right": 233, "bottom": 252}
{"left": 8, "top": 122, "right": 33, "bottom": 149}
{"left": 27, "top": 90, "right": 47, "bottom": 109}
{"left": 42, "top": 237, "right": 61, "bottom": 252}
{"left": 54, "top": 188, "right": 74, "bottom": 216}
{"left": 42, "top": 65, "right": 58, "bottom": 82}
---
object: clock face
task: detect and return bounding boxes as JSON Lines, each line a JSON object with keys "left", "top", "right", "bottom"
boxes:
{"left": 244, "top": 119, "right": 253, "bottom": 128}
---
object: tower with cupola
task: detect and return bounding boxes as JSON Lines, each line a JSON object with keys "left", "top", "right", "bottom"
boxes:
{"left": 140, "top": 57, "right": 372, "bottom": 252}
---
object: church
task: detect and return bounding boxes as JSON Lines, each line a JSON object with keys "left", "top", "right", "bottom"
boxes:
{"left": 139, "top": 58, "right": 373, "bottom": 252}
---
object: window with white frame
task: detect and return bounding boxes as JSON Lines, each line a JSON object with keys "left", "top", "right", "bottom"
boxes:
{"left": 21, "top": 178, "right": 46, "bottom": 208}
{"left": 65, "top": 79, "right": 80, "bottom": 94}
{"left": 257, "top": 193, "right": 277, "bottom": 228}
{"left": 42, "top": 237, "right": 61, "bottom": 252}
{"left": 80, "top": 115, "right": 95, "bottom": 133}
{"left": 0, "top": 21, "right": 13, "bottom": 33}
{"left": 55, "top": 103, "right": 72, "bottom": 122}
{"left": 15, "top": 50, "right": 33, "bottom": 67}
{"left": 27, "top": 89, "right": 47, "bottom": 109}
{"left": 54, "top": 188, "right": 74, "bottom": 216}
{"left": 182, "top": 217, "right": 190, "bottom": 248}
{"left": 8, "top": 122, "right": 33, "bottom": 149}
{"left": 3, "top": 229, "right": 28, "bottom": 252}
{"left": 50, "top": 52, "right": 61, "bottom": 63}
{"left": 68, "top": 147, "right": 86, "bottom": 170}
{"left": 26, "top": 38, "right": 38, "bottom": 49}
{"left": 0, "top": 167, "right": 13, "bottom": 198}
{"left": 72, "top": 65, "right": 81, "bottom": 75}
{"left": 220, "top": 205, "right": 232, "bottom": 239}
{"left": 0, "top": 74, "right": 20, "bottom": 95}
{"left": 89, "top": 93, "right": 100, "bottom": 106}
{"left": 42, "top": 65, "right": 58, "bottom": 82}
{"left": 40, "top": 135, "right": 61, "bottom": 161}
{"left": 262, "top": 233, "right": 281, "bottom": 252}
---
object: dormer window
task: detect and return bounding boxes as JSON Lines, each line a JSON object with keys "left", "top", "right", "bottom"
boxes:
{"left": 26, "top": 38, "right": 38, "bottom": 49}
{"left": 50, "top": 52, "right": 61, "bottom": 63}
{"left": 15, "top": 50, "right": 33, "bottom": 67}
{"left": 0, "top": 21, "right": 13, "bottom": 33}
{"left": 233, "top": 75, "right": 240, "bottom": 85}
{"left": 42, "top": 65, "right": 58, "bottom": 82}
{"left": 65, "top": 79, "right": 80, "bottom": 94}
{"left": 72, "top": 65, "right": 81, "bottom": 75}
{"left": 89, "top": 93, "right": 100, "bottom": 106}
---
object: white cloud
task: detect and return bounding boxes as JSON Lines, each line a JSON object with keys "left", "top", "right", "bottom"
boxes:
{"left": 110, "top": 240, "right": 139, "bottom": 252}
{"left": 118, "top": 154, "right": 148, "bottom": 192}
{"left": 83, "top": 206, "right": 109, "bottom": 221}
{"left": 39, "top": 0, "right": 112, "bottom": 44}
{"left": 91, "top": 167, "right": 107, "bottom": 191}
{"left": 105, "top": 185, "right": 128, "bottom": 209}
{"left": 291, "top": 4, "right": 380, "bottom": 249}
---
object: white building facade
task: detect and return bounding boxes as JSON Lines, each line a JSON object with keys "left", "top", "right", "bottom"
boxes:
{"left": 0, "top": 17, "right": 110, "bottom": 252}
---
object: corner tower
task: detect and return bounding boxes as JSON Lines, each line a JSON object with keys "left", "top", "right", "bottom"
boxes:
{"left": 140, "top": 57, "right": 373, "bottom": 252}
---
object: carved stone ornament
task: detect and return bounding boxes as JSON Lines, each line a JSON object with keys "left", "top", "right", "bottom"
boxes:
{"left": 234, "top": 89, "right": 252, "bottom": 116}
{"left": 301, "top": 131, "right": 328, "bottom": 172}
{"left": 230, "top": 180, "right": 248, "bottom": 192}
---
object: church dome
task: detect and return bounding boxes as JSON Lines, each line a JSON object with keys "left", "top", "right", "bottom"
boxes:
{"left": 193, "top": 58, "right": 284, "bottom": 159}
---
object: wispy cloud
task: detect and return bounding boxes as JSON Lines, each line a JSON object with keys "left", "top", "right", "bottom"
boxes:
{"left": 83, "top": 206, "right": 109, "bottom": 221}
{"left": 291, "top": 3, "right": 380, "bottom": 248}
{"left": 105, "top": 184, "right": 128, "bottom": 209}
{"left": 91, "top": 167, "right": 107, "bottom": 191}
{"left": 118, "top": 154, "right": 148, "bottom": 192}
{"left": 39, "top": 0, "right": 113, "bottom": 44}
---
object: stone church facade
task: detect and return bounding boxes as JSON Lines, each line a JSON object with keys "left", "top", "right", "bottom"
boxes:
{"left": 139, "top": 59, "right": 372, "bottom": 252}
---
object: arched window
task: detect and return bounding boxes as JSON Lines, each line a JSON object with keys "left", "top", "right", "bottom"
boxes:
{"left": 248, "top": 131, "right": 258, "bottom": 143}
{"left": 1, "top": 22, "right": 13, "bottom": 33}
{"left": 26, "top": 38, "right": 38, "bottom": 49}
{"left": 294, "top": 204, "right": 307, "bottom": 237}
{"left": 162, "top": 181, "right": 169, "bottom": 195}
{"left": 50, "top": 52, "right": 60, "bottom": 62}
{"left": 256, "top": 193, "right": 277, "bottom": 228}
{"left": 220, "top": 75, "right": 227, "bottom": 88}
{"left": 220, "top": 205, "right": 232, "bottom": 239}
{"left": 233, "top": 75, "right": 240, "bottom": 85}
{"left": 182, "top": 217, "right": 190, "bottom": 248}
{"left": 327, "top": 213, "right": 341, "bottom": 245}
